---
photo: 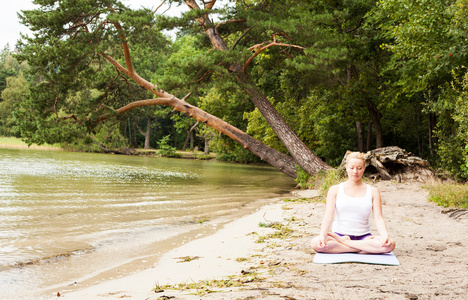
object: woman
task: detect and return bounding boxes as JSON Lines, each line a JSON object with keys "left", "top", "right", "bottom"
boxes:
{"left": 310, "top": 152, "right": 395, "bottom": 254}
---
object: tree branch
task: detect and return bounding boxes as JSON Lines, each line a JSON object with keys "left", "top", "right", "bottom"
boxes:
{"left": 97, "top": 98, "right": 172, "bottom": 122}
{"left": 107, "top": 6, "right": 134, "bottom": 74}
{"left": 345, "top": 17, "right": 363, "bottom": 33}
{"left": 215, "top": 19, "right": 247, "bottom": 29}
{"left": 204, "top": 0, "right": 217, "bottom": 10}
{"left": 185, "top": 0, "right": 212, "bottom": 27}
{"left": 99, "top": 52, "right": 169, "bottom": 98}
{"left": 231, "top": 27, "right": 252, "bottom": 50}
{"left": 154, "top": 0, "right": 166, "bottom": 13}
{"left": 243, "top": 38, "right": 304, "bottom": 73}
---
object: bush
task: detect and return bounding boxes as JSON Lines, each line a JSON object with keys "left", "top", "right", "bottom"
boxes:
{"left": 157, "top": 135, "right": 178, "bottom": 157}
{"left": 424, "top": 183, "right": 468, "bottom": 208}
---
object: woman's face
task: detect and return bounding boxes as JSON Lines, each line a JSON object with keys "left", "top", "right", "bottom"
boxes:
{"left": 346, "top": 158, "right": 365, "bottom": 181}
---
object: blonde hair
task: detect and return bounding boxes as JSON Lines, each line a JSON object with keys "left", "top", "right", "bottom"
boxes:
{"left": 346, "top": 152, "right": 366, "bottom": 166}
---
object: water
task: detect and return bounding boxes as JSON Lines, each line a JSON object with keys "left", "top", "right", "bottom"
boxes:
{"left": 0, "top": 148, "right": 294, "bottom": 299}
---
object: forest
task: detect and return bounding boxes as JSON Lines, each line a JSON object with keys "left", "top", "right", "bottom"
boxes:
{"left": 1, "top": 0, "right": 468, "bottom": 180}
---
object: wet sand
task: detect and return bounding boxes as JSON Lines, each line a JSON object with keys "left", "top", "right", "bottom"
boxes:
{"left": 52, "top": 182, "right": 468, "bottom": 299}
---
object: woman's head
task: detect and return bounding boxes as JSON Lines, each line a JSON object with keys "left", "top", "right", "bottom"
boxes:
{"left": 345, "top": 152, "right": 366, "bottom": 181}
{"left": 345, "top": 152, "right": 366, "bottom": 166}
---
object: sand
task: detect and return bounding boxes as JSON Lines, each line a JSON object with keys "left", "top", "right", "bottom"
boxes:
{"left": 57, "top": 181, "right": 468, "bottom": 300}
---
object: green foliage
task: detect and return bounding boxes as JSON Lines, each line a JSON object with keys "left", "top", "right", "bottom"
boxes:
{"left": 0, "top": 74, "right": 29, "bottom": 136}
{"left": 319, "top": 169, "right": 346, "bottom": 197}
{"left": 371, "top": 0, "right": 468, "bottom": 178}
{"left": 10, "top": 0, "right": 468, "bottom": 180}
{"left": 15, "top": 0, "right": 170, "bottom": 147}
{"left": 294, "top": 165, "right": 310, "bottom": 189}
{"left": 61, "top": 122, "right": 129, "bottom": 152}
{"left": 424, "top": 183, "right": 468, "bottom": 208}
{"left": 157, "top": 135, "right": 178, "bottom": 157}
{"left": 210, "top": 135, "right": 262, "bottom": 163}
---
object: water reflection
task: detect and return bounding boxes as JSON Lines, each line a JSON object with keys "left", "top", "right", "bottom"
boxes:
{"left": 0, "top": 148, "right": 294, "bottom": 298}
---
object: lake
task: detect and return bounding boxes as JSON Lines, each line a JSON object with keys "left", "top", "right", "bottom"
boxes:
{"left": 0, "top": 148, "right": 295, "bottom": 299}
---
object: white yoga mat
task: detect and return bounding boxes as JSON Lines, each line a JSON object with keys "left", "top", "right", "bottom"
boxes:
{"left": 313, "top": 252, "right": 400, "bottom": 266}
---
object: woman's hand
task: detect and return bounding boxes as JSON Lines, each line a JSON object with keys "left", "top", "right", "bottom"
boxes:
{"left": 318, "top": 234, "right": 328, "bottom": 249}
{"left": 380, "top": 235, "right": 391, "bottom": 247}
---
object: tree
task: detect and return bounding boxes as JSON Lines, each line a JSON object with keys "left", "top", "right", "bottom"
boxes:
{"left": 17, "top": 0, "right": 299, "bottom": 177}
{"left": 372, "top": 0, "right": 468, "bottom": 178}
{"left": 0, "top": 75, "right": 29, "bottom": 136}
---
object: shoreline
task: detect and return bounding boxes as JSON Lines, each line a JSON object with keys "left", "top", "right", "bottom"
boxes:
{"left": 50, "top": 197, "right": 292, "bottom": 299}
{"left": 53, "top": 181, "right": 468, "bottom": 300}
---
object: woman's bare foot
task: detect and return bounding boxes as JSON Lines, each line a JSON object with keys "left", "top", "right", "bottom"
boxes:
{"left": 327, "top": 232, "right": 350, "bottom": 244}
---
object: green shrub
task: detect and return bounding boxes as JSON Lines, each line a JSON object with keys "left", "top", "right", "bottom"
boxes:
{"left": 423, "top": 183, "right": 468, "bottom": 208}
{"left": 157, "top": 135, "right": 178, "bottom": 157}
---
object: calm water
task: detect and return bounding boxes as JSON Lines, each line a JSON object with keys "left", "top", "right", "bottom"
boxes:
{"left": 0, "top": 148, "right": 294, "bottom": 299}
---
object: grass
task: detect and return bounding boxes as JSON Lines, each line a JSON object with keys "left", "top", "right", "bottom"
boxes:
{"left": 423, "top": 183, "right": 468, "bottom": 208}
{"left": 174, "top": 256, "right": 201, "bottom": 263}
{"left": 283, "top": 197, "right": 324, "bottom": 203}
{"left": 154, "top": 274, "right": 264, "bottom": 296}
{"left": 256, "top": 222, "right": 294, "bottom": 243}
{"left": 0, "top": 136, "right": 62, "bottom": 150}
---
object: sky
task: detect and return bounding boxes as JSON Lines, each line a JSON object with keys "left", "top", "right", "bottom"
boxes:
{"left": 0, "top": 0, "right": 189, "bottom": 51}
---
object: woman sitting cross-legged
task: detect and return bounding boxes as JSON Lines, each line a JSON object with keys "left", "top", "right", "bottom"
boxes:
{"left": 310, "top": 152, "right": 396, "bottom": 254}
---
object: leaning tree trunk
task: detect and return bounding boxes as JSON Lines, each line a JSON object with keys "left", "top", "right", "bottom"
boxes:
{"left": 235, "top": 72, "right": 331, "bottom": 175}
{"left": 98, "top": 95, "right": 298, "bottom": 178}
{"left": 101, "top": 9, "right": 306, "bottom": 178}
{"left": 191, "top": 7, "right": 331, "bottom": 175}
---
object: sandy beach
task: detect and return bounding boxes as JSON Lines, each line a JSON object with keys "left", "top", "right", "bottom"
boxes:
{"left": 55, "top": 181, "right": 468, "bottom": 300}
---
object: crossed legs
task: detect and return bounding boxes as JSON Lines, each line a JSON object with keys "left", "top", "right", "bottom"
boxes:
{"left": 311, "top": 232, "right": 395, "bottom": 254}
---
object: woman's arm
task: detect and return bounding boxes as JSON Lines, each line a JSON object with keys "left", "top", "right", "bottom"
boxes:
{"left": 317, "top": 185, "right": 338, "bottom": 248}
{"left": 372, "top": 187, "right": 392, "bottom": 247}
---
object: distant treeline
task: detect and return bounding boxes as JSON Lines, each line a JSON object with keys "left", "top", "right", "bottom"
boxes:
{"left": 0, "top": 0, "right": 467, "bottom": 180}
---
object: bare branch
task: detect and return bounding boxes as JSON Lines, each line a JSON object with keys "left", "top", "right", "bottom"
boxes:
{"left": 345, "top": 18, "right": 363, "bottom": 33}
{"left": 204, "top": 0, "right": 217, "bottom": 10}
{"left": 99, "top": 52, "right": 169, "bottom": 98}
{"left": 107, "top": 6, "right": 134, "bottom": 74}
{"left": 63, "top": 114, "right": 80, "bottom": 123}
{"left": 243, "top": 39, "right": 304, "bottom": 73}
{"left": 181, "top": 92, "right": 192, "bottom": 101}
{"left": 194, "top": 70, "right": 211, "bottom": 83}
{"left": 154, "top": 0, "right": 166, "bottom": 13}
{"left": 231, "top": 27, "right": 252, "bottom": 50}
{"left": 98, "top": 98, "right": 172, "bottom": 122}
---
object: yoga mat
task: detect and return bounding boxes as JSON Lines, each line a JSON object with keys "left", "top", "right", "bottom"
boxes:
{"left": 313, "top": 252, "right": 400, "bottom": 266}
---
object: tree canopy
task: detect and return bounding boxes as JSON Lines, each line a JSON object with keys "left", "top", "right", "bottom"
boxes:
{"left": 2, "top": 0, "right": 467, "bottom": 180}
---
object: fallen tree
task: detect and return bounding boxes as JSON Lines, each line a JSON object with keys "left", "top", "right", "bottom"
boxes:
{"left": 17, "top": 0, "right": 332, "bottom": 178}
{"left": 339, "top": 146, "right": 435, "bottom": 182}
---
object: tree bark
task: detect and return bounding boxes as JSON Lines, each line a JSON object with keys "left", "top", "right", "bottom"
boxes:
{"left": 204, "top": 138, "right": 209, "bottom": 154}
{"left": 135, "top": 117, "right": 152, "bottom": 150}
{"left": 98, "top": 7, "right": 319, "bottom": 178}
{"left": 98, "top": 97, "right": 298, "bottom": 177}
{"left": 356, "top": 121, "right": 364, "bottom": 152}
{"left": 183, "top": 0, "right": 331, "bottom": 175}
{"left": 366, "top": 121, "right": 372, "bottom": 152}
{"left": 235, "top": 72, "right": 331, "bottom": 174}
{"left": 366, "top": 100, "right": 384, "bottom": 148}
{"left": 182, "top": 121, "right": 199, "bottom": 151}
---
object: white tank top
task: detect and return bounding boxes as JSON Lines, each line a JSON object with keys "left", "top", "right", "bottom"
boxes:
{"left": 331, "top": 182, "right": 372, "bottom": 236}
